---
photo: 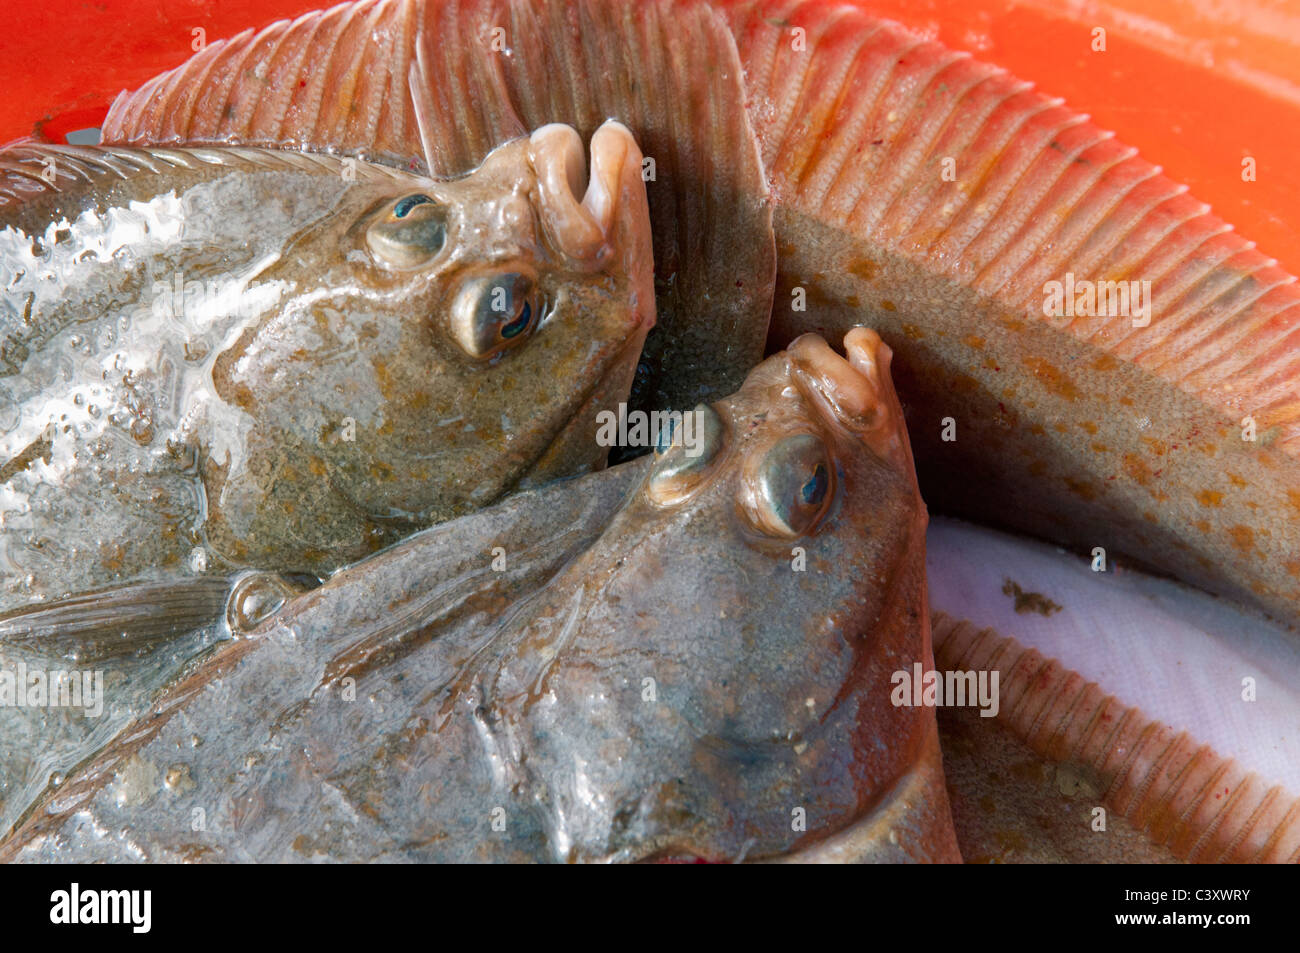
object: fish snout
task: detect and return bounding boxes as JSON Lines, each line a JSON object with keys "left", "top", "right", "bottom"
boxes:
{"left": 787, "top": 327, "right": 908, "bottom": 471}
{"left": 529, "top": 121, "right": 651, "bottom": 274}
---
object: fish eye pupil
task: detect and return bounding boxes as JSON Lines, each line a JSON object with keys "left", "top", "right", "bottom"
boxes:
{"left": 394, "top": 194, "right": 433, "bottom": 219}
{"left": 655, "top": 417, "right": 679, "bottom": 455}
{"left": 801, "top": 464, "right": 828, "bottom": 505}
{"left": 502, "top": 300, "right": 531, "bottom": 339}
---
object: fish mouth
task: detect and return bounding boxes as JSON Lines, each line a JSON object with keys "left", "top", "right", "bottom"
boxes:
{"left": 529, "top": 120, "right": 644, "bottom": 267}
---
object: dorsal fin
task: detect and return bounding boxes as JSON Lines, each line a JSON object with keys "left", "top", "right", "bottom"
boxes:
{"left": 724, "top": 0, "right": 1300, "bottom": 454}
{"left": 0, "top": 141, "right": 413, "bottom": 207}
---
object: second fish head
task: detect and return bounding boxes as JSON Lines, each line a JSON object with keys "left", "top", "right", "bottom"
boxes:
{"left": 482, "top": 327, "right": 945, "bottom": 861}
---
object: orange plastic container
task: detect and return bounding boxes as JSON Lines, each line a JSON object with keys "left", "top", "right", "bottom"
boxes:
{"left": 2, "top": 0, "right": 1297, "bottom": 269}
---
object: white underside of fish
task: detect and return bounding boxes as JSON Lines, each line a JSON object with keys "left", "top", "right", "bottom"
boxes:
{"left": 928, "top": 516, "right": 1300, "bottom": 796}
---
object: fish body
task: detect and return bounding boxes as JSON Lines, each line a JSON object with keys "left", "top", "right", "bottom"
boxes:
{"left": 0, "top": 123, "right": 653, "bottom": 607}
{"left": 99, "top": 0, "right": 1300, "bottom": 625}
{"left": 0, "top": 329, "right": 959, "bottom": 863}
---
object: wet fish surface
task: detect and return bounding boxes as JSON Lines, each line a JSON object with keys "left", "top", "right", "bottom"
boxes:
{"left": 1, "top": 329, "right": 959, "bottom": 863}
{"left": 0, "top": 123, "right": 653, "bottom": 610}
{"left": 101, "top": 0, "right": 1300, "bottom": 626}
{"left": 4, "top": 0, "right": 1298, "bottom": 866}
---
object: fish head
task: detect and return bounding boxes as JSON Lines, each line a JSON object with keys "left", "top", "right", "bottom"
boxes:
{"left": 203, "top": 121, "right": 654, "bottom": 570}
{"left": 491, "top": 328, "right": 946, "bottom": 861}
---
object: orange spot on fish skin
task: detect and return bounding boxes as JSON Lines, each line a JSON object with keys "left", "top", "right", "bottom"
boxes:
{"left": 1080, "top": 420, "right": 1098, "bottom": 435}
{"left": 1286, "top": 561, "right": 1300, "bottom": 578}
{"left": 901, "top": 323, "right": 925, "bottom": 339}
{"left": 1091, "top": 442, "right": 1108, "bottom": 453}
{"left": 881, "top": 299, "right": 897, "bottom": 311}
{"left": 951, "top": 373, "right": 979, "bottom": 394}
{"left": 1053, "top": 422, "right": 1068, "bottom": 434}
{"left": 1065, "top": 477, "right": 1098, "bottom": 500}
{"left": 964, "top": 335, "right": 985, "bottom": 350}
{"left": 1123, "top": 453, "right": 1153, "bottom": 486}
{"left": 984, "top": 357, "right": 1001, "bottom": 370}
{"left": 1196, "top": 489, "right": 1224, "bottom": 507}
{"left": 1195, "top": 519, "right": 1211, "bottom": 534}
{"left": 1227, "top": 472, "right": 1247, "bottom": 488}
{"left": 1143, "top": 511, "right": 1158, "bottom": 523}
{"left": 1119, "top": 395, "right": 1135, "bottom": 406}
{"left": 99, "top": 541, "right": 125, "bottom": 573}
{"left": 847, "top": 258, "right": 877, "bottom": 281}
{"left": 1090, "top": 353, "right": 1120, "bottom": 372}
{"left": 1228, "top": 525, "right": 1255, "bottom": 553}
{"left": 1141, "top": 437, "right": 1167, "bottom": 455}
{"left": 1022, "top": 357, "right": 1081, "bottom": 401}
{"left": 845, "top": 294, "right": 860, "bottom": 307}
{"left": 1029, "top": 424, "right": 1046, "bottom": 437}
{"left": 371, "top": 358, "right": 397, "bottom": 401}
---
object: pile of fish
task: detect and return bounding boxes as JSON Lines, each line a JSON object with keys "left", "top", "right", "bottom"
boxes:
{"left": 0, "top": 0, "right": 1297, "bottom": 863}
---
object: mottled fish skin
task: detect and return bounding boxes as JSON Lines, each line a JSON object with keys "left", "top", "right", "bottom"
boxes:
{"left": 101, "top": 0, "right": 1300, "bottom": 625}
{"left": 99, "top": 0, "right": 777, "bottom": 422}
{"left": 0, "top": 124, "right": 653, "bottom": 604}
{"left": 725, "top": 0, "right": 1300, "bottom": 627}
{"left": 0, "top": 461, "right": 646, "bottom": 861}
{"left": 0, "top": 328, "right": 959, "bottom": 863}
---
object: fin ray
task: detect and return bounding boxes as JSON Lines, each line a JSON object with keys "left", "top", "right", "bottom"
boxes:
{"left": 0, "top": 576, "right": 235, "bottom": 661}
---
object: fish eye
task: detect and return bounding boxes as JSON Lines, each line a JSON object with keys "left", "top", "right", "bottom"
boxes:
{"left": 743, "top": 433, "right": 834, "bottom": 538}
{"left": 366, "top": 193, "right": 447, "bottom": 268}
{"left": 646, "top": 404, "right": 725, "bottom": 505}
{"left": 448, "top": 271, "right": 540, "bottom": 359}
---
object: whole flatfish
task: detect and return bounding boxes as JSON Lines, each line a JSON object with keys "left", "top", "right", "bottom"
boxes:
{"left": 0, "top": 327, "right": 959, "bottom": 863}
{"left": 0, "top": 121, "right": 653, "bottom": 619}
